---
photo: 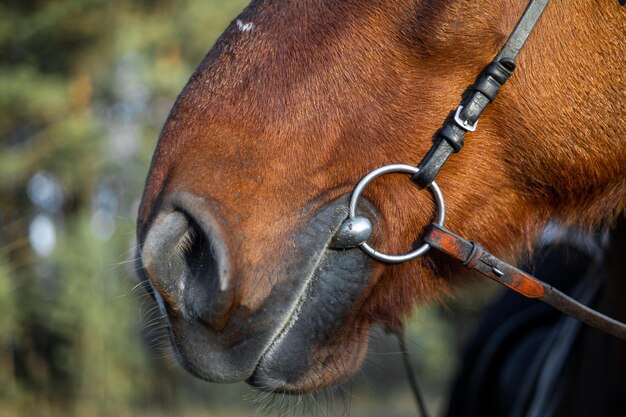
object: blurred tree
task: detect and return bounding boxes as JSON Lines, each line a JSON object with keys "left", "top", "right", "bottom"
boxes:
{"left": 0, "top": 1, "right": 250, "bottom": 416}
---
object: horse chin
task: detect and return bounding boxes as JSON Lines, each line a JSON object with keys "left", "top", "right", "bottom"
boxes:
{"left": 249, "top": 324, "right": 371, "bottom": 394}
{"left": 248, "top": 241, "right": 375, "bottom": 393}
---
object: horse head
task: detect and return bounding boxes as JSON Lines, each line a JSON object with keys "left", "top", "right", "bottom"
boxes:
{"left": 136, "top": 0, "right": 625, "bottom": 393}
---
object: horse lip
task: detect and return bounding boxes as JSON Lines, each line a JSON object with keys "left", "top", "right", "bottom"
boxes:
{"left": 248, "top": 196, "right": 379, "bottom": 391}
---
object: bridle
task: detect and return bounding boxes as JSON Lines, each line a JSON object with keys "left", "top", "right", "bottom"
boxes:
{"left": 337, "top": 0, "right": 626, "bottom": 340}
{"left": 334, "top": 0, "right": 625, "bottom": 412}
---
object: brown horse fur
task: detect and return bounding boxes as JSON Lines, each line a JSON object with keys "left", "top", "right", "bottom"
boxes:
{"left": 137, "top": 0, "right": 625, "bottom": 392}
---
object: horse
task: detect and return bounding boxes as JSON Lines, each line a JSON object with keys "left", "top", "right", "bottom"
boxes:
{"left": 135, "top": 0, "right": 625, "bottom": 405}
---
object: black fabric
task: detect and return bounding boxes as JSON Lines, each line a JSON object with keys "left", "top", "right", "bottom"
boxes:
{"left": 445, "top": 244, "right": 594, "bottom": 417}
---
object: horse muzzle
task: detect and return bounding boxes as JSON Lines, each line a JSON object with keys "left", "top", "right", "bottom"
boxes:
{"left": 137, "top": 192, "right": 380, "bottom": 390}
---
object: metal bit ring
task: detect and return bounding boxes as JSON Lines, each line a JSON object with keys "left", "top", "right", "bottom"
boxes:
{"left": 348, "top": 164, "right": 446, "bottom": 263}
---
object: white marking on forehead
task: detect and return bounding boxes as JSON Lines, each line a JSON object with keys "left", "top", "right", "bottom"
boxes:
{"left": 236, "top": 19, "right": 254, "bottom": 33}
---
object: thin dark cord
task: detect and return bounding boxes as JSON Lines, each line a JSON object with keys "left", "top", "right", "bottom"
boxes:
{"left": 396, "top": 331, "right": 430, "bottom": 417}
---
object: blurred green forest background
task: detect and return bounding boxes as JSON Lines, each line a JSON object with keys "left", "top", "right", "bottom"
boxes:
{"left": 0, "top": 1, "right": 494, "bottom": 416}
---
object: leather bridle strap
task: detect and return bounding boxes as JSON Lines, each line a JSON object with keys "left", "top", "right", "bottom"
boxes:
{"left": 413, "top": 0, "right": 549, "bottom": 188}
{"left": 424, "top": 223, "right": 626, "bottom": 341}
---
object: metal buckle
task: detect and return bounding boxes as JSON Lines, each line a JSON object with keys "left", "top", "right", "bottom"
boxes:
{"left": 454, "top": 105, "right": 478, "bottom": 132}
{"left": 346, "top": 164, "right": 446, "bottom": 264}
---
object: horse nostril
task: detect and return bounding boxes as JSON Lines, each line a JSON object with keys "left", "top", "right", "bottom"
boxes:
{"left": 180, "top": 218, "right": 228, "bottom": 320}
{"left": 141, "top": 203, "right": 231, "bottom": 326}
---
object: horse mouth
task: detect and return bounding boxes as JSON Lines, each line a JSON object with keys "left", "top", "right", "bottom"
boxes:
{"left": 248, "top": 214, "right": 377, "bottom": 392}
{"left": 138, "top": 194, "right": 380, "bottom": 393}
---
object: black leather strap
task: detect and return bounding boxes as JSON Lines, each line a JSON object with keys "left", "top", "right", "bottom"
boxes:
{"left": 413, "top": 0, "right": 549, "bottom": 187}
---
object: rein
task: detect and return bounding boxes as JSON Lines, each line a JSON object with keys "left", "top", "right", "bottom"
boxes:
{"left": 335, "top": 0, "right": 626, "bottom": 383}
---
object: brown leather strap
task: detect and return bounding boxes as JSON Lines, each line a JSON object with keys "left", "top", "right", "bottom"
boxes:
{"left": 424, "top": 223, "right": 626, "bottom": 341}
